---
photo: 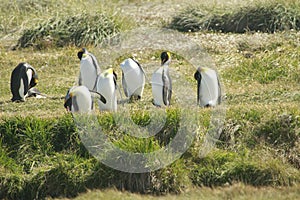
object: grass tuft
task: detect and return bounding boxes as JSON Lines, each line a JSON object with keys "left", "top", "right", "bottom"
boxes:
{"left": 191, "top": 149, "right": 299, "bottom": 187}
{"left": 169, "top": 2, "right": 300, "bottom": 33}
{"left": 15, "top": 13, "right": 120, "bottom": 49}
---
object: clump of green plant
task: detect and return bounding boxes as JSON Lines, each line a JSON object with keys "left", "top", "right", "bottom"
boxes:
{"left": 254, "top": 114, "right": 299, "bottom": 149}
{"left": 0, "top": 174, "right": 26, "bottom": 200}
{"left": 169, "top": 2, "right": 300, "bottom": 33}
{"left": 16, "top": 12, "right": 120, "bottom": 49}
{"left": 0, "top": 117, "right": 54, "bottom": 158}
{"left": 191, "top": 149, "right": 300, "bottom": 187}
{"left": 86, "top": 159, "right": 190, "bottom": 195}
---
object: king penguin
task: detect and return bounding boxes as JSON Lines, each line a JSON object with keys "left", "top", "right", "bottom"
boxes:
{"left": 120, "top": 58, "right": 146, "bottom": 100}
{"left": 151, "top": 52, "right": 172, "bottom": 107}
{"left": 194, "top": 66, "right": 221, "bottom": 107}
{"left": 64, "top": 85, "right": 106, "bottom": 113}
{"left": 96, "top": 68, "right": 118, "bottom": 112}
{"left": 77, "top": 48, "right": 101, "bottom": 91}
{"left": 10, "top": 62, "right": 38, "bottom": 102}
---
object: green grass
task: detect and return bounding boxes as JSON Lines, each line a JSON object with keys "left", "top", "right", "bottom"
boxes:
{"left": 0, "top": 0, "right": 299, "bottom": 199}
{"left": 0, "top": 0, "right": 133, "bottom": 40}
{"left": 16, "top": 13, "right": 119, "bottom": 49}
{"left": 48, "top": 184, "right": 300, "bottom": 200}
{"left": 169, "top": 0, "right": 300, "bottom": 33}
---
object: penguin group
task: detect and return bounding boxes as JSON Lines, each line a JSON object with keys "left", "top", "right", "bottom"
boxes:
{"left": 9, "top": 49, "right": 222, "bottom": 114}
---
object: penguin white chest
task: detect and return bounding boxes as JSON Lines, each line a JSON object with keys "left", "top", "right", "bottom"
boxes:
{"left": 151, "top": 67, "right": 164, "bottom": 106}
{"left": 96, "top": 74, "right": 117, "bottom": 112}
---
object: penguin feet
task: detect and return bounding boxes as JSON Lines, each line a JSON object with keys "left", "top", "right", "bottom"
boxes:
{"left": 152, "top": 100, "right": 161, "bottom": 108}
{"left": 12, "top": 99, "right": 25, "bottom": 103}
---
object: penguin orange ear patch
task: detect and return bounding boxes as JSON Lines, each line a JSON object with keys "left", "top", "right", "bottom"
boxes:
{"left": 167, "top": 52, "right": 171, "bottom": 59}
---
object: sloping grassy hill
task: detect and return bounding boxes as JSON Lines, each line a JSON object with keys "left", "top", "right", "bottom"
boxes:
{"left": 0, "top": 0, "right": 299, "bottom": 199}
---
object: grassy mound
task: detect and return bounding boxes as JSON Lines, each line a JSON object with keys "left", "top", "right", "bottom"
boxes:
{"left": 169, "top": 2, "right": 300, "bottom": 33}
{"left": 191, "top": 149, "right": 299, "bottom": 187}
{"left": 0, "top": 110, "right": 299, "bottom": 199}
{"left": 15, "top": 13, "right": 120, "bottom": 49}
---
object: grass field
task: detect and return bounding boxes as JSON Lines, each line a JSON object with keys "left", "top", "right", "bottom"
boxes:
{"left": 0, "top": 0, "right": 299, "bottom": 199}
{"left": 50, "top": 184, "right": 300, "bottom": 200}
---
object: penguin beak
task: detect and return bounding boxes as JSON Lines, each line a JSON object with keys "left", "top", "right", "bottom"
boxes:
{"left": 34, "top": 79, "right": 38, "bottom": 84}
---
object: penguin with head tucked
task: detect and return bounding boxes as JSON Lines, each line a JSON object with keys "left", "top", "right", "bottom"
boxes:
{"left": 151, "top": 51, "right": 172, "bottom": 107}
{"left": 10, "top": 62, "right": 38, "bottom": 102}
{"left": 120, "top": 58, "right": 146, "bottom": 100}
{"left": 77, "top": 48, "right": 101, "bottom": 91}
{"left": 194, "top": 66, "right": 221, "bottom": 107}
{"left": 96, "top": 68, "right": 118, "bottom": 112}
{"left": 64, "top": 85, "right": 106, "bottom": 113}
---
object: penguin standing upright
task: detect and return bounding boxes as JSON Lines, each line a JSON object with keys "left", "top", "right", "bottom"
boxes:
{"left": 120, "top": 58, "right": 146, "bottom": 100}
{"left": 96, "top": 68, "right": 118, "bottom": 112}
{"left": 77, "top": 48, "right": 101, "bottom": 91}
{"left": 10, "top": 62, "right": 38, "bottom": 102}
{"left": 194, "top": 66, "right": 221, "bottom": 107}
{"left": 64, "top": 85, "right": 106, "bottom": 113}
{"left": 151, "top": 52, "right": 172, "bottom": 107}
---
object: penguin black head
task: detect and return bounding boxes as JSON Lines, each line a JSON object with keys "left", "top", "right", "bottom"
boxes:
{"left": 25, "top": 65, "right": 39, "bottom": 89}
{"left": 64, "top": 89, "right": 73, "bottom": 111}
{"left": 77, "top": 48, "right": 87, "bottom": 60}
{"left": 194, "top": 67, "right": 202, "bottom": 81}
{"left": 161, "top": 51, "right": 171, "bottom": 65}
{"left": 29, "top": 73, "right": 39, "bottom": 88}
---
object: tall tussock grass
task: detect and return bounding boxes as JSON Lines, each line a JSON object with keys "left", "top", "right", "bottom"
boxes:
{"left": 0, "top": 110, "right": 299, "bottom": 199}
{"left": 191, "top": 149, "right": 299, "bottom": 187}
{"left": 15, "top": 13, "right": 120, "bottom": 49}
{"left": 169, "top": 1, "right": 300, "bottom": 33}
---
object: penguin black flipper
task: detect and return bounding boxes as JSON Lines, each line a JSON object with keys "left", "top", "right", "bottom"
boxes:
{"left": 194, "top": 69, "right": 202, "bottom": 106}
{"left": 89, "top": 52, "right": 101, "bottom": 75}
{"left": 217, "top": 74, "right": 222, "bottom": 105}
{"left": 162, "top": 68, "right": 172, "bottom": 106}
{"left": 122, "top": 71, "right": 129, "bottom": 97}
{"left": 78, "top": 71, "right": 83, "bottom": 85}
{"left": 113, "top": 70, "right": 118, "bottom": 89}
{"left": 90, "top": 90, "right": 107, "bottom": 104}
{"left": 167, "top": 70, "right": 172, "bottom": 106}
{"left": 132, "top": 58, "right": 146, "bottom": 76}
